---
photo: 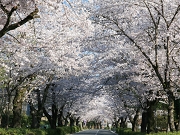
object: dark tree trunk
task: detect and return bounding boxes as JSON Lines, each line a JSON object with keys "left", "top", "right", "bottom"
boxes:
{"left": 30, "top": 104, "right": 38, "bottom": 128}
{"left": 64, "top": 117, "right": 69, "bottom": 126}
{"left": 69, "top": 114, "right": 75, "bottom": 127}
{"left": 51, "top": 104, "right": 58, "bottom": 129}
{"left": 29, "top": 103, "right": 43, "bottom": 128}
{"left": 174, "top": 99, "right": 180, "bottom": 131}
{"left": 29, "top": 87, "right": 50, "bottom": 129}
{"left": 114, "top": 117, "right": 120, "bottom": 128}
{"left": 132, "top": 108, "right": 140, "bottom": 132}
{"left": 58, "top": 111, "right": 64, "bottom": 127}
{"left": 146, "top": 99, "right": 158, "bottom": 134}
{"left": 58, "top": 105, "right": 65, "bottom": 127}
{"left": 43, "top": 104, "right": 58, "bottom": 129}
{"left": 178, "top": 117, "right": 180, "bottom": 131}
{"left": 177, "top": 100, "right": 180, "bottom": 131}
{"left": 168, "top": 96, "right": 175, "bottom": 131}
{"left": 3, "top": 96, "right": 12, "bottom": 128}
{"left": 167, "top": 91, "right": 175, "bottom": 131}
{"left": 76, "top": 116, "right": 80, "bottom": 126}
{"left": 12, "top": 88, "right": 26, "bottom": 128}
{"left": 97, "top": 122, "right": 100, "bottom": 129}
{"left": 64, "top": 112, "right": 71, "bottom": 126}
{"left": 141, "top": 111, "right": 147, "bottom": 133}
{"left": 120, "top": 117, "right": 127, "bottom": 128}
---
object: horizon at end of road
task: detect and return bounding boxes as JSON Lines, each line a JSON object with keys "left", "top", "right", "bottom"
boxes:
{"left": 70, "top": 129, "right": 117, "bottom": 135}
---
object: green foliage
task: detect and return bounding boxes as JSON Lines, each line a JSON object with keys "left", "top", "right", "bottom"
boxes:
{"left": 0, "top": 128, "right": 46, "bottom": 135}
{"left": 104, "top": 127, "right": 110, "bottom": 130}
{"left": 149, "top": 132, "right": 180, "bottom": 135}
{"left": 1, "top": 113, "right": 13, "bottom": 128}
{"left": 46, "top": 129, "right": 61, "bottom": 135}
{"left": 40, "top": 120, "right": 50, "bottom": 129}
{"left": 56, "top": 126, "right": 80, "bottom": 134}
{"left": 21, "top": 115, "right": 31, "bottom": 128}
{"left": 156, "top": 115, "right": 168, "bottom": 129}
{"left": 156, "top": 102, "right": 168, "bottom": 110}
{"left": 1, "top": 114, "right": 31, "bottom": 128}
{"left": 116, "top": 128, "right": 146, "bottom": 135}
{"left": 0, "top": 126, "right": 81, "bottom": 135}
{"left": 115, "top": 128, "right": 180, "bottom": 135}
{"left": 40, "top": 120, "right": 49, "bottom": 126}
{"left": 71, "top": 126, "right": 80, "bottom": 133}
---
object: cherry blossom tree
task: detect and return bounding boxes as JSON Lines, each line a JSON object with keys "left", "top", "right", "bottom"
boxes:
{"left": 86, "top": 0, "right": 180, "bottom": 132}
{"left": 0, "top": 0, "right": 39, "bottom": 38}
{"left": 1, "top": 0, "right": 179, "bottom": 132}
{"left": 0, "top": 0, "right": 94, "bottom": 128}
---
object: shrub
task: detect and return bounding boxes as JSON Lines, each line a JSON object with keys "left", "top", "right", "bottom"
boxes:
{"left": 116, "top": 128, "right": 146, "bottom": 135}
{"left": 0, "top": 126, "right": 81, "bottom": 135}
{"left": 30, "top": 129, "right": 47, "bottom": 135}
{"left": 47, "top": 128, "right": 62, "bottom": 135}
{"left": 0, "top": 128, "right": 6, "bottom": 135}
{"left": 21, "top": 115, "right": 31, "bottom": 128}
{"left": 1, "top": 114, "right": 31, "bottom": 128}
{"left": 115, "top": 128, "right": 180, "bottom": 135}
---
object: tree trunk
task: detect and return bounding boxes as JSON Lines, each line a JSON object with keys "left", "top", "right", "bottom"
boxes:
{"left": 30, "top": 104, "right": 38, "bottom": 128}
{"left": 64, "top": 117, "right": 69, "bottom": 126}
{"left": 51, "top": 104, "right": 58, "bottom": 129}
{"left": 5, "top": 96, "right": 11, "bottom": 128}
{"left": 147, "top": 107, "right": 155, "bottom": 134}
{"left": 43, "top": 104, "right": 58, "bottom": 129}
{"left": 132, "top": 108, "right": 140, "bottom": 132}
{"left": 58, "top": 105, "right": 65, "bottom": 127}
{"left": 141, "top": 111, "right": 147, "bottom": 133}
{"left": 147, "top": 101, "right": 156, "bottom": 134}
{"left": 174, "top": 99, "right": 180, "bottom": 131}
{"left": 177, "top": 99, "right": 180, "bottom": 131}
{"left": 178, "top": 116, "right": 180, "bottom": 131}
{"left": 29, "top": 88, "right": 49, "bottom": 129}
{"left": 12, "top": 88, "right": 26, "bottom": 128}
{"left": 76, "top": 116, "right": 80, "bottom": 126}
{"left": 168, "top": 92, "right": 175, "bottom": 131}
{"left": 69, "top": 114, "right": 75, "bottom": 127}
{"left": 114, "top": 117, "right": 120, "bottom": 128}
{"left": 120, "top": 117, "right": 127, "bottom": 128}
{"left": 29, "top": 103, "right": 43, "bottom": 128}
{"left": 64, "top": 112, "right": 71, "bottom": 126}
{"left": 58, "top": 110, "right": 64, "bottom": 127}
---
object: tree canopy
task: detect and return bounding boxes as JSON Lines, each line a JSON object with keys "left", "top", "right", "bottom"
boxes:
{"left": 0, "top": 0, "right": 179, "bottom": 133}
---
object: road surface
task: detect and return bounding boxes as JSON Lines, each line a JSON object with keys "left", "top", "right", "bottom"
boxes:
{"left": 71, "top": 129, "right": 117, "bottom": 135}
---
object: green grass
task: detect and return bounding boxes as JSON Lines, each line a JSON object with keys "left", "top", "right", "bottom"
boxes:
{"left": 149, "top": 132, "right": 180, "bottom": 135}
{"left": 0, "top": 126, "right": 81, "bottom": 135}
{"left": 115, "top": 128, "right": 180, "bottom": 135}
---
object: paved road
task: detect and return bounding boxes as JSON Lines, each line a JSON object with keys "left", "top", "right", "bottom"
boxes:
{"left": 71, "top": 129, "right": 117, "bottom": 135}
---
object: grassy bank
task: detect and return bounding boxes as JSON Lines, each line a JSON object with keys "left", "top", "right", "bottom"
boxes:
{"left": 0, "top": 126, "right": 80, "bottom": 135}
{"left": 114, "top": 128, "right": 180, "bottom": 135}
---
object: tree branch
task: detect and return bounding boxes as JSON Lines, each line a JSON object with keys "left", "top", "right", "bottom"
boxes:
{"left": 0, "top": 3, "right": 10, "bottom": 15}
{"left": 168, "top": 5, "right": 180, "bottom": 28}
{"left": 6, "top": 33, "right": 21, "bottom": 43}
{"left": 0, "top": 7, "right": 39, "bottom": 38}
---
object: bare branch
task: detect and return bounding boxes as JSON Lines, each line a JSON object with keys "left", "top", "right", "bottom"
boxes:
{"left": 6, "top": 33, "right": 21, "bottom": 43}
{"left": 168, "top": 5, "right": 180, "bottom": 28}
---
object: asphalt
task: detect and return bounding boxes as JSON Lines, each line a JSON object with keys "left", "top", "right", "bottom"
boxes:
{"left": 71, "top": 129, "right": 117, "bottom": 135}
